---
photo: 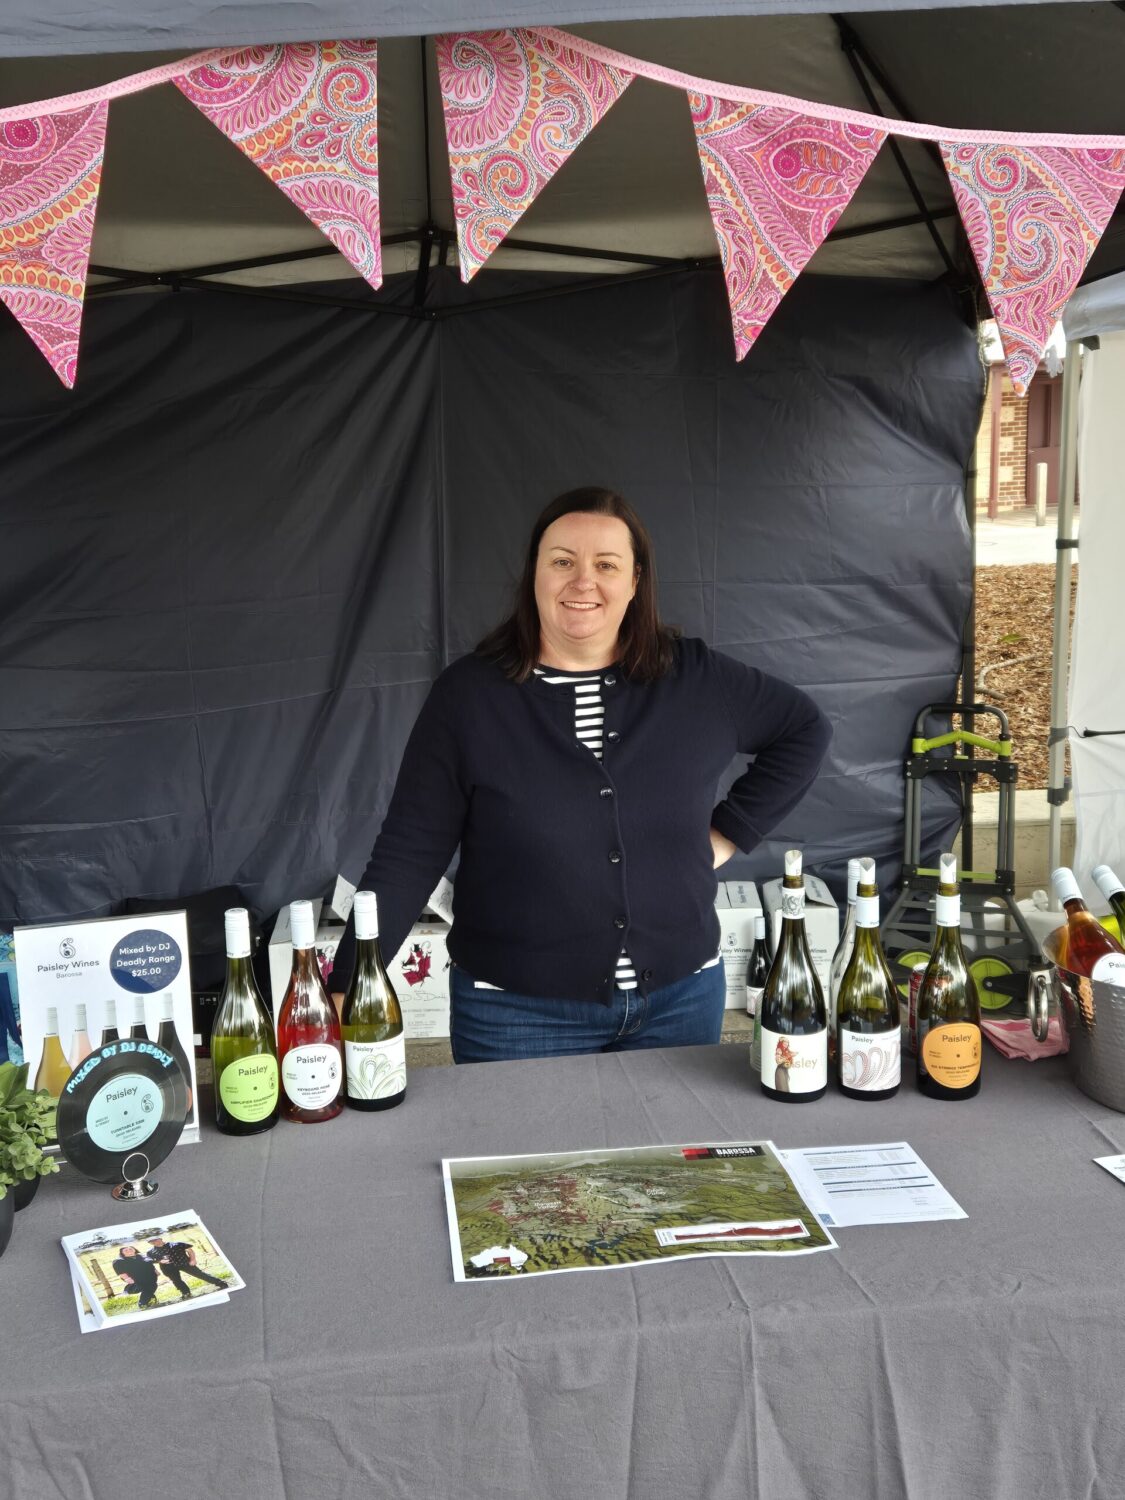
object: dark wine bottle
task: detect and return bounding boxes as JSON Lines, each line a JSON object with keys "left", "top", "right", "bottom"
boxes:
{"left": 917, "top": 853, "right": 981, "bottom": 1101}
{"left": 746, "top": 916, "right": 769, "bottom": 1017}
{"left": 342, "top": 891, "right": 407, "bottom": 1112}
{"left": 759, "top": 849, "right": 827, "bottom": 1102}
{"left": 827, "top": 857, "right": 861, "bottom": 1065}
{"left": 99, "top": 997, "right": 120, "bottom": 1048}
{"left": 156, "top": 995, "right": 194, "bottom": 1114}
{"left": 211, "top": 908, "right": 279, "bottom": 1136}
{"left": 1053, "top": 867, "right": 1125, "bottom": 982}
{"left": 277, "top": 900, "right": 343, "bottom": 1124}
{"left": 835, "top": 857, "right": 900, "bottom": 1100}
{"left": 128, "top": 997, "right": 149, "bottom": 1041}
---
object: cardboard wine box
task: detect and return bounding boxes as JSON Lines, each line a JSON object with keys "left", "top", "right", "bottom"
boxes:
{"left": 715, "top": 881, "right": 764, "bottom": 1009}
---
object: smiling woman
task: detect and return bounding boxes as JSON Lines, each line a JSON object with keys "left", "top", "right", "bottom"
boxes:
{"left": 332, "top": 487, "right": 832, "bottom": 1063}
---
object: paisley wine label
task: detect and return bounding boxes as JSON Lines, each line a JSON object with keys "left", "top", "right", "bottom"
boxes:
{"left": 854, "top": 894, "right": 880, "bottom": 928}
{"left": 760, "top": 1028, "right": 826, "bottom": 1094}
{"left": 1091, "top": 953, "right": 1125, "bottom": 984}
{"left": 345, "top": 1036, "right": 406, "bottom": 1100}
{"left": 86, "top": 1072, "right": 164, "bottom": 1151}
{"left": 218, "top": 1055, "right": 279, "bottom": 1122}
{"left": 281, "top": 1044, "right": 342, "bottom": 1109}
{"left": 839, "top": 1028, "right": 901, "bottom": 1091}
{"left": 780, "top": 888, "right": 806, "bottom": 920}
{"left": 935, "top": 893, "right": 960, "bottom": 927}
{"left": 920, "top": 1023, "right": 981, "bottom": 1090}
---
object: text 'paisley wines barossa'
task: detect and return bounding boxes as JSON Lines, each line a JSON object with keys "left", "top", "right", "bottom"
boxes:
{"left": 342, "top": 891, "right": 407, "bottom": 1112}
{"left": 211, "top": 908, "right": 280, "bottom": 1137}
{"left": 277, "top": 901, "right": 343, "bottom": 1124}
{"left": 759, "top": 850, "right": 828, "bottom": 1102}
{"left": 917, "top": 853, "right": 981, "bottom": 1101}
{"left": 835, "top": 858, "right": 900, "bottom": 1100}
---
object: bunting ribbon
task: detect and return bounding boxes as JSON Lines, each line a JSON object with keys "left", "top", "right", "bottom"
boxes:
{"left": 0, "top": 102, "right": 107, "bottom": 388}
{"left": 435, "top": 28, "right": 633, "bottom": 281}
{"left": 941, "top": 143, "right": 1125, "bottom": 394}
{"left": 690, "top": 95, "right": 885, "bottom": 360}
{"left": 175, "top": 41, "right": 382, "bottom": 290}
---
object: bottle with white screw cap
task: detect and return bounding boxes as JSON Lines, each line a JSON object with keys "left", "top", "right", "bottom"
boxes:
{"left": 835, "top": 858, "right": 900, "bottom": 1100}
{"left": 277, "top": 900, "right": 343, "bottom": 1124}
{"left": 917, "top": 853, "right": 982, "bottom": 1100}
{"left": 211, "top": 907, "right": 280, "bottom": 1136}
{"left": 1051, "top": 867, "right": 1125, "bottom": 983}
{"left": 759, "top": 850, "right": 827, "bottom": 1101}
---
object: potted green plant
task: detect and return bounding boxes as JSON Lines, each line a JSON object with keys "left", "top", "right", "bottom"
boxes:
{"left": 0, "top": 1062, "right": 61, "bottom": 1252}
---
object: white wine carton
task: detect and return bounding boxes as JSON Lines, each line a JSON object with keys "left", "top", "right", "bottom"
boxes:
{"left": 387, "top": 921, "right": 451, "bottom": 1040}
{"left": 761, "top": 874, "right": 839, "bottom": 999}
{"left": 62, "top": 1208, "right": 242, "bottom": 1331}
{"left": 716, "top": 882, "right": 763, "bottom": 1009}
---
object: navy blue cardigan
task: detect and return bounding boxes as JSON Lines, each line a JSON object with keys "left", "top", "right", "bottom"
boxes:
{"left": 333, "top": 638, "right": 831, "bottom": 1005}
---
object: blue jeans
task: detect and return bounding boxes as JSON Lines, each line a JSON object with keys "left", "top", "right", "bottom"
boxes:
{"left": 449, "top": 961, "right": 727, "bottom": 1063}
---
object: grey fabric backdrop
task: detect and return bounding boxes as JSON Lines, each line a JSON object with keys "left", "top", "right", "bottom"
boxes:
{"left": 0, "top": 268, "right": 978, "bottom": 927}
{"left": 3, "top": 1047, "right": 1123, "bottom": 1500}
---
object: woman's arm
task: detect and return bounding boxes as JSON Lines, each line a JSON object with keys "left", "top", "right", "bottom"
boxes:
{"left": 708, "top": 652, "right": 832, "bottom": 854}
{"left": 332, "top": 680, "right": 469, "bottom": 993}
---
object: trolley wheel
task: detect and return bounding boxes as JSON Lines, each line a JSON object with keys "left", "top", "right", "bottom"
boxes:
{"left": 969, "top": 956, "right": 1015, "bottom": 1011}
{"left": 890, "top": 950, "right": 930, "bottom": 1000}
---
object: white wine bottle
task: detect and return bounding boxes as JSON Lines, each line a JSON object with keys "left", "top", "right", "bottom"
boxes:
{"left": 34, "top": 1006, "right": 71, "bottom": 1140}
{"left": 1092, "top": 864, "right": 1125, "bottom": 939}
{"left": 745, "top": 916, "right": 769, "bottom": 1019}
{"left": 827, "top": 857, "right": 861, "bottom": 1063}
{"left": 835, "top": 857, "right": 900, "bottom": 1100}
{"left": 917, "top": 853, "right": 981, "bottom": 1101}
{"left": 277, "top": 900, "right": 343, "bottom": 1124}
{"left": 157, "top": 995, "right": 194, "bottom": 1114}
{"left": 759, "top": 850, "right": 827, "bottom": 1102}
{"left": 211, "top": 908, "right": 279, "bottom": 1137}
{"left": 342, "top": 891, "right": 407, "bottom": 1112}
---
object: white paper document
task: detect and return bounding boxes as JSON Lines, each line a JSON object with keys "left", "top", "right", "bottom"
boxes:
{"left": 1094, "top": 1154, "right": 1125, "bottom": 1185}
{"left": 780, "top": 1142, "right": 967, "bottom": 1227}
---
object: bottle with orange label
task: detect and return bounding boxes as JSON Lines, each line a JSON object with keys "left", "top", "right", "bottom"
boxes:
{"left": 916, "top": 852, "right": 981, "bottom": 1101}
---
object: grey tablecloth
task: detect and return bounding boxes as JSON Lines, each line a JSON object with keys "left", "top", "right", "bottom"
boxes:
{"left": 3, "top": 1045, "right": 1124, "bottom": 1500}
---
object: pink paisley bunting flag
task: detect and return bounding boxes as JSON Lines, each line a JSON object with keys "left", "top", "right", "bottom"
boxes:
{"left": 436, "top": 29, "right": 634, "bottom": 281}
{"left": 0, "top": 101, "right": 108, "bottom": 389}
{"left": 175, "top": 41, "right": 382, "bottom": 289}
{"left": 942, "top": 142, "right": 1125, "bottom": 395}
{"left": 690, "top": 94, "right": 885, "bottom": 360}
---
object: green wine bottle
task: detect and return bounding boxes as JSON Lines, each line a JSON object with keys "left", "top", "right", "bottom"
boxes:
{"left": 835, "top": 857, "right": 900, "bottom": 1100}
{"left": 917, "top": 853, "right": 981, "bottom": 1101}
{"left": 759, "top": 849, "right": 827, "bottom": 1102}
{"left": 342, "top": 891, "right": 407, "bottom": 1112}
{"left": 211, "top": 908, "right": 280, "bottom": 1136}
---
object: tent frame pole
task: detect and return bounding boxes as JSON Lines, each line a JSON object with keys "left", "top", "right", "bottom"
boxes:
{"left": 1046, "top": 339, "right": 1083, "bottom": 899}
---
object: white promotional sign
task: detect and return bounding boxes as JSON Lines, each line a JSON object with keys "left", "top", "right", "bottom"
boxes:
{"left": 14, "top": 912, "right": 200, "bottom": 1145}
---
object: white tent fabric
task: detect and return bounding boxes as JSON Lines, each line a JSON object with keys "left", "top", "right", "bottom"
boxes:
{"left": 1068, "top": 325, "right": 1125, "bottom": 904}
{"left": 1064, "top": 276, "right": 1125, "bottom": 342}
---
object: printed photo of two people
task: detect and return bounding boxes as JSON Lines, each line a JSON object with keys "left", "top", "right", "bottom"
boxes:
{"left": 71, "top": 1213, "right": 242, "bottom": 1321}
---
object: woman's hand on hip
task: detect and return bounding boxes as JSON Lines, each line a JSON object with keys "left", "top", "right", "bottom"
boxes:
{"left": 709, "top": 827, "right": 737, "bottom": 869}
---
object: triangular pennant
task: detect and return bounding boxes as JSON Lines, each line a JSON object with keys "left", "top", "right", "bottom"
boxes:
{"left": 176, "top": 42, "right": 382, "bottom": 289}
{"left": 942, "top": 142, "right": 1125, "bottom": 395}
{"left": 436, "top": 29, "right": 634, "bottom": 281}
{"left": 0, "top": 101, "right": 108, "bottom": 389}
{"left": 690, "top": 94, "right": 885, "bottom": 360}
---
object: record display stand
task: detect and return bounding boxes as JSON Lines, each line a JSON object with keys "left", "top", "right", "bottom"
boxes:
{"left": 56, "top": 1039, "right": 189, "bottom": 1200}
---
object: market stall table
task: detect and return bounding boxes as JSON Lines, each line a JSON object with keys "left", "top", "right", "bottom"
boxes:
{"left": 3, "top": 1044, "right": 1123, "bottom": 1500}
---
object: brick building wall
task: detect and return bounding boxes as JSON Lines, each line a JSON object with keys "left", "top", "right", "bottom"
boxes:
{"left": 974, "top": 365, "right": 1029, "bottom": 513}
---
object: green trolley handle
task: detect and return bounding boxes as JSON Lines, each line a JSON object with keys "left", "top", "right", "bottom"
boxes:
{"left": 910, "top": 702, "right": 1012, "bottom": 759}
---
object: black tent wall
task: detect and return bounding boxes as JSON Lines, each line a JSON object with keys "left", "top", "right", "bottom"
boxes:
{"left": 0, "top": 267, "right": 976, "bottom": 927}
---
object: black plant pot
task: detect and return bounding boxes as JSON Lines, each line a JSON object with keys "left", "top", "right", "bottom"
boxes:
{"left": 13, "top": 1175, "right": 39, "bottom": 1212}
{"left": 0, "top": 1191, "right": 13, "bottom": 1258}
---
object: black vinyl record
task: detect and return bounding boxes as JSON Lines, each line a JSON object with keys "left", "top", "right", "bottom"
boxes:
{"left": 56, "top": 1039, "right": 189, "bottom": 1184}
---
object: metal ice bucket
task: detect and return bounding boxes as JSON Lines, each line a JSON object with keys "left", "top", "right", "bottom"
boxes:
{"left": 1037, "top": 932, "right": 1125, "bottom": 1114}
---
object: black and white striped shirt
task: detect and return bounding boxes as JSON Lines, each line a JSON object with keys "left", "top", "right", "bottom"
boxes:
{"left": 534, "top": 666, "right": 637, "bottom": 991}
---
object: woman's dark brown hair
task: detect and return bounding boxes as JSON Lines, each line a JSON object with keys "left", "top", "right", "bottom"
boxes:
{"left": 476, "top": 486, "right": 679, "bottom": 683}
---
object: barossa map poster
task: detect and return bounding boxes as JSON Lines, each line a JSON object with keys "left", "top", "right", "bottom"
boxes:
{"left": 441, "top": 1141, "right": 836, "bottom": 1281}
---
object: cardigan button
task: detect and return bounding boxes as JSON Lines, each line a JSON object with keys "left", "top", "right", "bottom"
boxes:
{"left": 606, "top": 731, "right": 620, "bottom": 743}
{"left": 642, "top": 969, "right": 654, "bottom": 982}
{"left": 603, "top": 674, "right": 616, "bottom": 686}
{"left": 613, "top": 917, "right": 626, "bottom": 930}
{"left": 599, "top": 787, "right": 614, "bottom": 799}
{"left": 609, "top": 850, "right": 622, "bottom": 864}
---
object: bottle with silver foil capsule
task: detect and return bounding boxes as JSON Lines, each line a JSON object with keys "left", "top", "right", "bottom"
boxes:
{"left": 827, "top": 858, "right": 861, "bottom": 1064}
{"left": 277, "top": 900, "right": 343, "bottom": 1124}
{"left": 341, "top": 891, "right": 407, "bottom": 1112}
{"left": 1092, "top": 864, "right": 1125, "bottom": 937}
{"left": 212, "top": 907, "right": 280, "bottom": 1136}
{"left": 917, "top": 853, "right": 981, "bottom": 1101}
{"left": 759, "top": 850, "right": 827, "bottom": 1102}
{"left": 835, "top": 858, "right": 900, "bottom": 1100}
{"left": 1051, "top": 867, "right": 1125, "bottom": 983}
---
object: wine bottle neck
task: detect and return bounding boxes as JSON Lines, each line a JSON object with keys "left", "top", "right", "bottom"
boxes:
{"left": 225, "top": 955, "right": 257, "bottom": 990}
{"left": 291, "top": 947, "right": 322, "bottom": 982}
{"left": 354, "top": 937, "right": 388, "bottom": 980}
